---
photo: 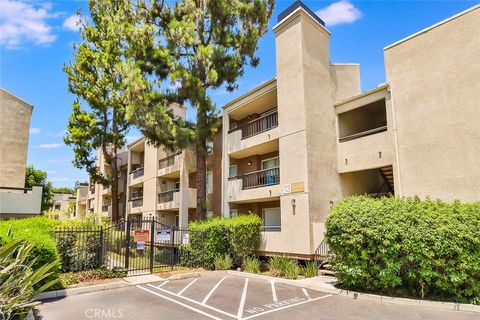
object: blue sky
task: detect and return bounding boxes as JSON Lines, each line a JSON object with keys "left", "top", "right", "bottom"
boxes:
{"left": 1, "top": 0, "right": 477, "bottom": 188}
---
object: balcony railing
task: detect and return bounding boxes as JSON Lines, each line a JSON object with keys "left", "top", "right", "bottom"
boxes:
{"left": 239, "top": 167, "right": 280, "bottom": 190}
{"left": 229, "top": 110, "right": 278, "bottom": 140}
{"left": 102, "top": 204, "right": 109, "bottom": 212}
{"left": 339, "top": 125, "right": 387, "bottom": 143}
{"left": 131, "top": 197, "right": 143, "bottom": 208}
{"left": 131, "top": 166, "right": 144, "bottom": 179}
{"left": 158, "top": 189, "right": 179, "bottom": 203}
{"left": 159, "top": 150, "right": 182, "bottom": 169}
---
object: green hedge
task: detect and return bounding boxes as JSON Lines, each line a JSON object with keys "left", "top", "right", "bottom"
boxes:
{"left": 0, "top": 217, "right": 61, "bottom": 287}
{"left": 326, "top": 196, "right": 480, "bottom": 304}
{"left": 183, "top": 215, "right": 262, "bottom": 269}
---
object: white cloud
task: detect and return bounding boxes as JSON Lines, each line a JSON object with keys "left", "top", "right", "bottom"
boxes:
{"left": 0, "top": 0, "right": 58, "bottom": 48}
{"left": 36, "top": 143, "right": 62, "bottom": 149}
{"left": 62, "top": 14, "right": 85, "bottom": 32}
{"left": 47, "top": 158, "right": 70, "bottom": 163}
{"left": 316, "top": 1, "right": 362, "bottom": 26}
{"left": 30, "top": 127, "right": 41, "bottom": 134}
{"left": 47, "top": 130, "right": 67, "bottom": 137}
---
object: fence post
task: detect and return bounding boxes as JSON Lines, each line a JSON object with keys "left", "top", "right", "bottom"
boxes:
{"left": 149, "top": 218, "right": 155, "bottom": 273}
{"left": 125, "top": 219, "right": 131, "bottom": 270}
{"left": 99, "top": 226, "right": 104, "bottom": 267}
{"left": 170, "top": 226, "right": 176, "bottom": 271}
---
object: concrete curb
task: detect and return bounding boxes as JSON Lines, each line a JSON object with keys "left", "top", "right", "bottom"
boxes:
{"left": 167, "top": 272, "right": 201, "bottom": 280}
{"left": 226, "top": 270, "right": 480, "bottom": 314}
{"left": 35, "top": 281, "right": 130, "bottom": 301}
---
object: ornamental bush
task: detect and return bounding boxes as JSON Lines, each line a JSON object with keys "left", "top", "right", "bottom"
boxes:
{"left": 326, "top": 196, "right": 480, "bottom": 304}
{"left": 186, "top": 215, "right": 262, "bottom": 269}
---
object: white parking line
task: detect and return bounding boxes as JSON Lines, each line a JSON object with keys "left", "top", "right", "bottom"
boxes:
{"left": 242, "top": 294, "right": 333, "bottom": 320}
{"left": 202, "top": 276, "right": 228, "bottom": 304}
{"left": 302, "top": 288, "right": 312, "bottom": 300}
{"left": 178, "top": 278, "right": 198, "bottom": 296}
{"left": 157, "top": 280, "right": 169, "bottom": 288}
{"left": 237, "top": 278, "right": 249, "bottom": 319}
{"left": 145, "top": 284, "right": 237, "bottom": 319}
{"left": 270, "top": 280, "right": 277, "bottom": 302}
{"left": 136, "top": 285, "right": 222, "bottom": 320}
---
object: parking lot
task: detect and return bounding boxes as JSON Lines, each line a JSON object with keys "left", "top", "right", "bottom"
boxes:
{"left": 37, "top": 272, "right": 478, "bottom": 320}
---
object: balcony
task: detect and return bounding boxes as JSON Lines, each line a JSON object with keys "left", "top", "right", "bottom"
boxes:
{"left": 230, "top": 110, "right": 278, "bottom": 140}
{"left": 131, "top": 167, "right": 144, "bottom": 179}
{"left": 240, "top": 167, "right": 279, "bottom": 190}
{"left": 131, "top": 197, "right": 143, "bottom": 208}
{"left": 102, "top": 204, "right": 109, "bottom": 212}
{"left": 159, "top": 151, "right": 182, "bottom": 169}
{"left": 158, "top": 189, "right": 179, "bottom": 203}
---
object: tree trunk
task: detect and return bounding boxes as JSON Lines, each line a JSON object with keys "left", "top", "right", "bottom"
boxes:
{"left": 195, "top": 109, "right": 207, "bottom": 220}
{"left": 110, "top": 120, "right": 119, "bottom": 223}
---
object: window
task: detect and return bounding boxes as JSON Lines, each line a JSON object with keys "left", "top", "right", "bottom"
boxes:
{"left": 206, "top": 140, "right": 214, "bottom": 155}
{"left": 229, "top": 164, "right": 237, "bottom": 178}
{"left": 261, "top": 157, "right": 279, "bottom": 170}
{"left": 206, "top": 211, "right": 214, "bottom": 219}
{"left": 262, "top": 207, "right": 281, "bottom": 231}
{"left": 229, "top": 209, "right": 238, "bottom": 219}
{"left": 174, "top": 181, "right": 181, "bottom": 190}
{"left": 206, "top": 171, "right": 213, "bottom": 194}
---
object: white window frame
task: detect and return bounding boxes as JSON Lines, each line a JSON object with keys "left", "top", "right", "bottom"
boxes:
{"left": 229, "top": 209, "right": 238, "bottom": 219}
{"left": 262, "top": 207, "right": 281, "bottom": 231}
{"left": 229, "top": 164, "right": 238, "bottom": 178}
{"left": 206, "top": 171, "right": 213, "bottom": 194}
{"left": 261, "top": 157, "right": 279, "bottom": 170}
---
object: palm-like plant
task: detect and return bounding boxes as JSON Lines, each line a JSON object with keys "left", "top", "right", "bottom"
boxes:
{"left": 0, "top": 239, "right": 59, "bottom": 320}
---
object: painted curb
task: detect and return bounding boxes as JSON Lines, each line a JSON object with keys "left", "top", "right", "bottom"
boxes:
{"left": 227, "top": 271, "right": 480, "bottom": 313}
{"left": 35, "top": 281, "right": 129, "bottom": 301}
{"left": 168, "top": 272, "right": 201, "bottom": 280}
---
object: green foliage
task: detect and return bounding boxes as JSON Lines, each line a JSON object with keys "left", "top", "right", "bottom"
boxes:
{"left": 52, "top": 187, "right": 75, "bottom": 194}
{"left": 25, "top": 165, "right": 54, "bottom": 212}
{"left": 59, "top": 267, "right": 127, "bottom": 288}
{"left": 187, "top": 215, "right": 262, "bottom": 268}
{"left": 243, "top": 256, "right": 261, "bottom": 274}
{"left": 302, "top": 262, "right": 318, "bottom": 278}
{"left": 214, "top": 254, "right": 233, "bottom": 270}
{"left": 267, "top": 256, "right": 300, "bottom": 279}
{"left": 0, "top": 240, "right": 59, "bottom": 320}
{"left": 326, "top": 196, "right": 480, "bottom": 304}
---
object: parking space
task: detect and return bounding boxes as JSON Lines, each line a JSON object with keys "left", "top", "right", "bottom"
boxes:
{"left": 36, "top": 271, "right": 478, "bottom": 320}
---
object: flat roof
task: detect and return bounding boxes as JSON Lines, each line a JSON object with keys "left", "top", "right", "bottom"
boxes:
{"left": 384, "top": 4, "right": 480, "bottom": 50}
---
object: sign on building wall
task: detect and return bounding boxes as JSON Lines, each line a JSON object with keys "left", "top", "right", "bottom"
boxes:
{"left": 133, "top": 229, "right": 150, "bottom": 242}
{"left": 284, "top": 182, "right": 304, "bottom": 194}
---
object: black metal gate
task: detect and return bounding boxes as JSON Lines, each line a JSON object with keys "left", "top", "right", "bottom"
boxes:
{"left": 103, "top": 218, "right": 186, "bottom": 274}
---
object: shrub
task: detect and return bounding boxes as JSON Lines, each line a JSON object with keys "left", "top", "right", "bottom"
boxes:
{"left": 0, "top": 240, "right": 59, "bottom": 320}
{"left": 243, "top": 256, "right": 261, "bottom": 274}
{"left": 267, "top": 256, "right": 300, "bottom": 279}
{"left": 326, "top": 196, "right": 480, "bottom": 304}
{"left": 59, "top": 267, "right": 127, "bottom": 288}
{"left": 188, "top": 215, "right": 262, "bottom": 269}
{"left": 302, "top": 261, "right": 318, "bottom": 278}
{"left": 214, "top": 254, "right": 233, "bottom": 270}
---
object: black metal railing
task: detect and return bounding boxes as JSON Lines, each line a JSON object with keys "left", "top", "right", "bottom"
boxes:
{"left": 131, "top": 197, "right": 143, "bottom": 207}
{"left": 262, "top": 225, "right": 281, "bottom": 232}
{"left": 229, "top": 110, "right": 278, "bottom": 139}
{"left": 158, "top": 150, "right": 182, "bottom": 169}
{"left": 239, "top": 167, "right": 280, "bottom": 190}
{"left": 339, "top": 125, "right": 387, "bottom": 142}
{"left": 131, "top": 166, "right": 144, "bottom": 179}
{"left": 314, "top": 238, "right": 330, "bottom": 268}
{"left": 158, "top": 189, "right": 179, "bottom": 203}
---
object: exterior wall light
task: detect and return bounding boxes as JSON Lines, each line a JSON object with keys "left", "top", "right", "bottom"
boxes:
{"left": 291, "top": 199, "right": 296, "bottom": 215}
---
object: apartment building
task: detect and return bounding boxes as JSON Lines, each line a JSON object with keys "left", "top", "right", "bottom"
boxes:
{"left": 84, "top": 2, "right": 479, "bottom": 258}
{"left": 220, "top": 2, "right": 480, "bottom": 258}
{"left": 75, "top": 183, "right": 89, "bottom": 217}
{"left": 50, "top": 193, "right": 77, "bottom": 218}
{"left": 86, "top": 148, "right": 128, "bottom": 220}
{"left": 0, "top": 88, "right": 42, "bottom": 219}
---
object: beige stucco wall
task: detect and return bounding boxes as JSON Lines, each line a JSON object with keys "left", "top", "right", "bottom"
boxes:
{"left": 384, "top": 6, "right": 480, "bottom": 202}
{"left": 0, "top": 186, "right": 42, "bottom": 217}
{"left": 0, "top": 89, "right": 32, "bottom": 188}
